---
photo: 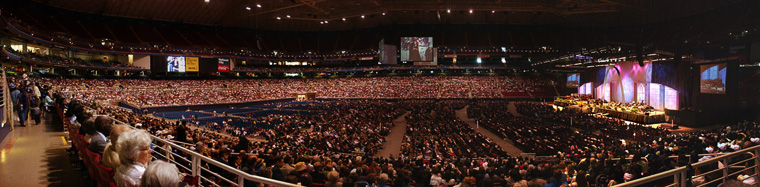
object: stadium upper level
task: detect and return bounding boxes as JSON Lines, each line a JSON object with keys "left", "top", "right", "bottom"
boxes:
{"left": 1, "top": 0, "right": 755, "bottom": 54}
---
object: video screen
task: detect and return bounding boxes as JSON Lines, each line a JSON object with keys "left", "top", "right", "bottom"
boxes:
{"left": 700, "top": 63, "right": 727, "bottom": 94}
{"left": 566, "top": 73, "right": 580, "bottom": 88}
{"left": 401, "top": 37, "right": 433, "bottom": 61}
{"left": 167, "top": 56, "right": 186, "bottom": 72}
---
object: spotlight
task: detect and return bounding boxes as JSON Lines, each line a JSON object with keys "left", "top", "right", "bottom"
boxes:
{"left": 361, "top": 15, "right": 365, "bottom": 18}
{"left": 492, "top": 10, "right": 495, "bottom": 13}
{"left": 286, "top": 15, "right": 291, "bottom": 18}
{"left": 246, "top": 7, "right": 251, "bottom": 10}
{"left": 382, "top": 12, "right": 386, "bottom": 15}
{"left": 204, "top": 0, "right": 209, "bottom": 2}
{"left": 342, "top": 17, "right": 346, "bottom": 21}
{"left": 469, "top": 9, "right": 473, "bottom": 14}
{"left": 256, "top": 4, "right": 261, "bottom": 8}
{"left": 276, "top": 17, "right": 281, "bottom": 20}
{"left": 324, "top": 20, "right": 328, "bottom": 23}
{"left": 447, "top": 9, "right": 451, "bottom": 13}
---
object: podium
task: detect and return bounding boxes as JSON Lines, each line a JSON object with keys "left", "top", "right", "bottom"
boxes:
{"left": 294, "top": 92, "right": 316, "bottom": 101}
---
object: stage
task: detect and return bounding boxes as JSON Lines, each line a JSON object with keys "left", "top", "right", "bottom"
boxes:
{"left": 554, "top": 100, "right": 666, "bottom": 124}
{"left": 592, "top": 107, "right": 666, "bottom": 124}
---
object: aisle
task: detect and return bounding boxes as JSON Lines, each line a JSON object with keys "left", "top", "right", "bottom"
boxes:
{"left": 374, "top": 111, "right": 410, "bottom": 158}
{"left": 508, "top": 102, "right": 525, "bottom": 117}
{"left": 0, "top": 114, "right": 88, "bottom": 186}
{"left": 455, "top": 106, "right": 524, "bottom": 156}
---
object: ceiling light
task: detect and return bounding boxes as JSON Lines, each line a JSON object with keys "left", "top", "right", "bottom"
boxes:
{"left": 342, "top": 17, "right": 346, "bottom": 21}
{"left": 469, "top": 9, "right": 473, "bottom": 14}
{"left": 361, "top": 15, "right": 365, "bottom": 18}
{"left": 256, "top": 4, "right": 262, "bottom": 8}
{"left": 447, "top": 9, "right": 451, "bottom": 13}
{"left": 204, "top": 0, "right": 209, "bottom": 2}
{"left": 324, "top": 20, "right": 328, "bottom": 23}
{"left": 276, "top": 17, "right": 281, "bottom": 20}
{"left": 246, "top": 7, "right": 251, "bottom": 10}
{"left": 382, "top": 12, "right": 386, "bottom": 15}
{"left": 320, "top": 21, "right": 324, "bottom": 24}
{"left": 492, "top": 10, "right": 495, "bottom": 13}
{"left": 286, "top": 15, "right": 291, "bottom": 18}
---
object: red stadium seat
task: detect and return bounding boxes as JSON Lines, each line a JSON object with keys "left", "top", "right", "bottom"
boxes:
{"left": 94, "top": 159, "right": 116, "bottom": 187}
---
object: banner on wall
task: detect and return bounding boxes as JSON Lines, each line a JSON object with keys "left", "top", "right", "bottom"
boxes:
{"left": 218, "top": 58, "right": 231, "bottom": 72}
{"left": 186, "top": 57, "right": 199, "bottom": 72}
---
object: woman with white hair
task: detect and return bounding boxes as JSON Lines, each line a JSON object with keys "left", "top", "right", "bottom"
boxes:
{"left": 141, "top": 160, "right": 181, "bottom": 187}
{"left": 113, "top": 129, "right": 153, "bottom": 187}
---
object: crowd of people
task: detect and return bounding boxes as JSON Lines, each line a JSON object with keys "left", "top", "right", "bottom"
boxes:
{"left": 18, "top": 73, "right": 756, "bottom": 187}
{"left": 40, "top": 76, "right": 553, "bottom": 107}
{"left": 402, "top": 100, "right": 508, "bottom": 160}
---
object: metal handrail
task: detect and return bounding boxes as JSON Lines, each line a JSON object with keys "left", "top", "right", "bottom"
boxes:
{"left": 614, "top": 144, "right": 760, "bottom": 187}
{"left": 110, "top": 119, "right": 301, "bottom": 187}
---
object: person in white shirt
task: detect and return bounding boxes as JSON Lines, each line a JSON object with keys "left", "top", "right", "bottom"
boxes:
{"left": 430, "top": 172, "right": 444, "bottom": 186}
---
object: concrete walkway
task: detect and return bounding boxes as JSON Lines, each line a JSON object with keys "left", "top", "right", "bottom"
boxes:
{"left": 0, "top": 115, "right": 90, "bottom": 186}
{"left": 455, "top": 106, "right": 524, "bottom": 156}
{"left": 374, "top": 111, "right": 410, "bottom": 158}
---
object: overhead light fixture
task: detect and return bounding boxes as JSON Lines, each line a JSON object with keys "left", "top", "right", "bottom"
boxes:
{"left": 320, "top": 21, "right": 324, "bottom": 24}
{"left": 342, "top": 17, "right": 346, "bottom": 21}
{"left": 276, "top": 17, "right": 281, "bottom": 20}
{"left": 246, "top": 7, "right": 251, "bottom": 10}
{"left": 382, "top": 12, "right": 386, "bottom": 15}
{"left": 361, "top": 15, "right": 365, "bottom": 18}
{"left": 204, "top": 0, "right": 209, "bottom": 2}
{"left": 447, "top": 9, "right": 451, "bottom": 13}
{"left": 492, "top": 10, "right": 495, "bottom": 13}
{"left": 256, "top": 4, "right": 262, "bottom": 8}
{"left": 469, "top": 9, "right": 473, "bottom": 14}
{"left": 286, "top": 15, "right": 291, "bottom": 18}
{"left": 324, "top": 20, "right": 328, "bottom": 23}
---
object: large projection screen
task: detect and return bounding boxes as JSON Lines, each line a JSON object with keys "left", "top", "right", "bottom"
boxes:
{"left": 700, "top": 63, "right": 727, "bottom": 94}
{"left": 401, "top": 37, "right": 433, "bottom": 62}
{"left": 167, "top": 56, "right": 186, "bottom": 72}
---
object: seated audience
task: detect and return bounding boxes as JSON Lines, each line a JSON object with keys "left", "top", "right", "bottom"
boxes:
{"left": 141, "top": 160, "right": 182, "bottom": 187}
{"left": 114, "top": 129, "right": 153, "bottom": 187}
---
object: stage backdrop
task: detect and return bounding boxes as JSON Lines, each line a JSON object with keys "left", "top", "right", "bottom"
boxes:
{"left": 581, "top": 61, "right": 683, "bottom": 111}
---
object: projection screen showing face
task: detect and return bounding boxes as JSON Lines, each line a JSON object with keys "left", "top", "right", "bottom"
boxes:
{"left": 167, "top": 56, "right": 186, "bottom": 72}
{"left": 700, "top": 63, "right": 727, "bottom": 94}
{"left": 400, "top": 37, "right": 433, "bottom": 61}
{"left": 567, "top": 73, "right": 580, "bottom": 88}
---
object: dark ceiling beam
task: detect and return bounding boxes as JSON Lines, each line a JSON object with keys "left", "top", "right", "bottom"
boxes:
{"left": 244, "top": 0, "right": 327, "bottom": 16}
{"left": 216, "top": 0, "right": 249, "bottom": 24}
{"left": 598, "top": 0, "right": 645, "bottom": 11}
{"left": 300, "top": 0, "right": 330, "bottom": 15}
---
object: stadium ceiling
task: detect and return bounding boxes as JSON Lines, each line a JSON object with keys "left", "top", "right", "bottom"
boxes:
{"left": 30, "top": 0, "right": 749, "bottom": 31}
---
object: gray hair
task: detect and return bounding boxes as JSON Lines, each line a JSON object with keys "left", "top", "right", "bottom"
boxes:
{"left": 116, "top": 129, "right": 151, "bottom": 165}
{"left": 141, "top": 160, "right": 181, "bottom": 187}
